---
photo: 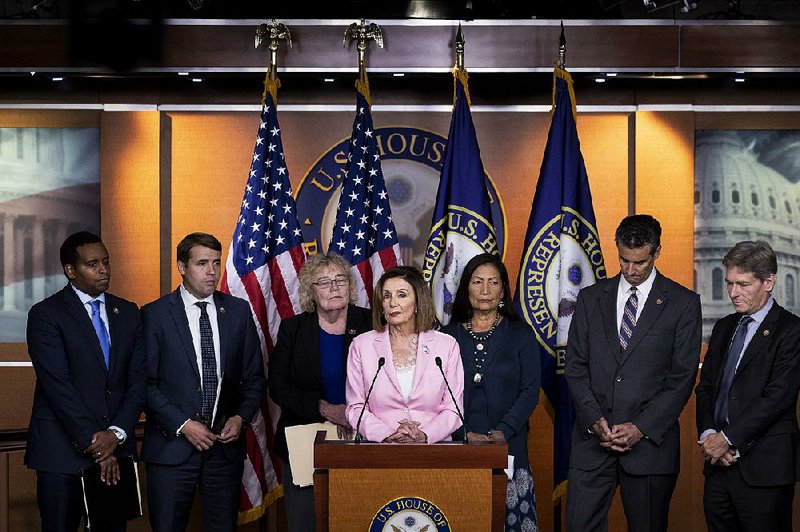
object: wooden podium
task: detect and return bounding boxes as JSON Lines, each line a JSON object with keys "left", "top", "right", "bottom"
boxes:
{"left": 313, "top": 431, "right": 508, "bottom": 531}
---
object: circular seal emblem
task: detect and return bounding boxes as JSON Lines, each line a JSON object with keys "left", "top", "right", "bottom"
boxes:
{"left": 517, "top": 207, "right": 606, "bottom": 366}
{"left": 369, "top": 496, "right": 451, "bottom": 532}
{"left": 295, "top": 126, "right": 506, "bottom": 267}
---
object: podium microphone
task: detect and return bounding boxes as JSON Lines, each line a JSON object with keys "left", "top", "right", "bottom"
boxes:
{"left": 354, "top": 357, "right": 385, "bottom": 444}
{"left": 435, "top": 356, "right": 467, "bottom": 444}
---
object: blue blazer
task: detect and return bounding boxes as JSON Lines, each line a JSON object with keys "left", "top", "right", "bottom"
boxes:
{"left": 443, "top": 318, "right": 540, "bottom": 467}
{"left": 25, "top": 284, "right": 146, "bottom": 474}
{"left": 140, "top": 288, "right": 265, "bottom": 465}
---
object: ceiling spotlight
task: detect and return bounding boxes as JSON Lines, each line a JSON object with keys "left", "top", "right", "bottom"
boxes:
{"left": 178, "top": 72, "right": 189, "bottom": 76}
{"left": 191, "top": 78, "right": 202, "bottom": 83}
{"left": 606, "top": 73, "right": 618, "bottom": 77}
{"left": 594, "top": 77, "right": 607, "bottom": 83}
{"left": 52, "top": 77, "right": 64, "bottom": 81}
{"left": 393, "top": 73, "right": 405, "bottom": 77}
{"left": 323, "top": 78, "right": 335, "bottom": 83}
{"left": 735, "top": 77, "right": 745, "bottom": 83}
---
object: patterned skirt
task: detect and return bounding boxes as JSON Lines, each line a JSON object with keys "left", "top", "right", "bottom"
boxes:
{"left": 506, "top": 466, "right": 538, "bottom": 532}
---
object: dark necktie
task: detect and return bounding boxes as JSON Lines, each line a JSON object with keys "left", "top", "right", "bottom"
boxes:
{"left": 90, "top": 300, "right": 110, "bottom": 368}
{"left": 714, "top": 316, "right": 753, "bottom": 428}
{"left": 195, "top": 302, "right": 218, "bottom": 425}
{"left": 619, "top": 287, "right": 638, "bottom": 351}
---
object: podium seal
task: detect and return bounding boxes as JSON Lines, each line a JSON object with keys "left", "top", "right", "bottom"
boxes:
{"left": 369, "top": 496, "right": 451, "bottom": 531}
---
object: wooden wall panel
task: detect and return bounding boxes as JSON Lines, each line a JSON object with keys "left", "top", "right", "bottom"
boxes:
{"left": 101, "top": 111, "right": 162, "bottom": 306}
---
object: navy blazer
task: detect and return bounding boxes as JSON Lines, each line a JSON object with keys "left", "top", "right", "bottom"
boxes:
{"left": 140, "top": 288, "right": 265, "bottom": 466}
{"left": 696, "top": 301, "right": 800, "bottom": 486}
{"left": 25, "top": 284, "right": 146, "bottom": 474}
{"left": 442, "top": 318, "right": 540, "bottom": 467}
{"left": 565, "top": 272, "right": 702, "bottom": 475}
{"left": 268, "top": 305, "right": 372, "bottom": 463}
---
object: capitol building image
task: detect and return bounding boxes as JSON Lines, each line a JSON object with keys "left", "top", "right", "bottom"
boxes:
{"left": 694, "top": 130, "right": 800, "bottom": 341}
{"left": 0, "top": 128, "right": 99, "bottom": 342}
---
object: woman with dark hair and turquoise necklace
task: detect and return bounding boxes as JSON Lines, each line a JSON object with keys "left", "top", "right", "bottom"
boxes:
{"left": 442, "top": 252, "right": 541, "bottom": 532}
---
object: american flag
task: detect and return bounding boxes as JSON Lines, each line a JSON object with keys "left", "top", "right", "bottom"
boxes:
{"left": 330, "top": 74, "right": 401, "bottom": 307}
{"left": 221, "top": 80, "right": 305, "bottom": 523}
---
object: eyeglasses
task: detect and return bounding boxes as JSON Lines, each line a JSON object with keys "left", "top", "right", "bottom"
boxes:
{"left": 313, "top": 276, "right": 348, "bottom": 289}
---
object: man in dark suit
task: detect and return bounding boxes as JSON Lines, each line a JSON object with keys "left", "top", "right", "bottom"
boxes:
{"left": 695, "top": 240, "right": 800, "bottom": 532}
{"left": 565, "top": 214, "right": 702, "bottom": 532}
{"left": 141, "top": 232, "right": 265, "bottom": 532}
{"left": 26, "top": 231, "right": 146, "bottom": 532}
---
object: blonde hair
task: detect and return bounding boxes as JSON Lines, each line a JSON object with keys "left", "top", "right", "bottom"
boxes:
{"left": 297, "top": 253, "right": 357, "bottom": 312}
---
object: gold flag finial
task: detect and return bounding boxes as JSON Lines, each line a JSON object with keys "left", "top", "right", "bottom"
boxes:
{"left": 455, "top": 23, "right": 465, "bottom": 71}
{"left": 343, "top": 19, "right": 384, "bottom": 84}
{"left": 557, "top": 21, "right": 566, "bottom": 69}
{"left": 255, "top": 20, "right": 292, "bottom": 103}
{"left": 256, "top": 19, "right": 293, "bottom": 82}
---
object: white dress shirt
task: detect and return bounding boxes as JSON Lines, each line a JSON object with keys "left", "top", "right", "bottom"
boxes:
{"left": 179, "top": 284, "right": 222, "bottom": 427}
{"left": 70, "top": 284, "right": 126, "bottom": 443}
{"left": 616, "top": 266, "right": 658, "bottom": 331}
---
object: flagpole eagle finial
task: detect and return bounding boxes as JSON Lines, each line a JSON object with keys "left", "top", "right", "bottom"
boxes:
{"left": 256, "top": 19, "right": 292, "bottom": 93}
{"left": 455, "top": 23, "right": 465, "bottom": 71}
{"left": 344, "top": 19, "right": 384, "bottom": 77}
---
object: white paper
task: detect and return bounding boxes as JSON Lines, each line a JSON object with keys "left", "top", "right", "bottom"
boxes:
{"left": 284, "top": 422, "right": 342, "bottom": 487}
{"left": 505, "top": 455, "right": 515, "bottom": 481}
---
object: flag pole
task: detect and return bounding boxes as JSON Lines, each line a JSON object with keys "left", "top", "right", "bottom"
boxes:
{"left": 553, "top": 21, "right": 566, "bottom": 532}
{"left": 343, "top": 19, "right": 383, "bottom": 105}
{"left": 256, "top": 19, "right": 292, "bottom": 104}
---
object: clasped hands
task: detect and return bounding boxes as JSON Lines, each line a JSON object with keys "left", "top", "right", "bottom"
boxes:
{"left": 86, "top": 430, "right": 120, "bottom": 486}
{"left": 592, "top": 417, "right": 643, "bottom": 452}
{"left": 319, "top": 400, "right": 354, "bottom": 440}
{"left": 180, "top": 415, "right": 244, "bottom": 452}
{"left": 697, "top": 431, "right": 737, "bottom": 466}
{"left": 383, "top": 419, "right": 427, "bottom": 444}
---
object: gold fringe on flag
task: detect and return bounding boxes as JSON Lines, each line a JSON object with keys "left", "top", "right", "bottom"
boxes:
{"left": 355, "top": 63, "right": 372, "bottom": 107}
{"left": 552, "top": 67, "right": 577, "bottom": 123}
{"left": 453, "top": 67, "right": 471, "bottom": 107}
{"left": 263, "top": 76, "right": 281, "bottom": 106}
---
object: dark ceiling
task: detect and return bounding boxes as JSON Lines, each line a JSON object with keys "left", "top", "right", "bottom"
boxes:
{"left": 3, "top": 0, "right": 800, "bottom": 20}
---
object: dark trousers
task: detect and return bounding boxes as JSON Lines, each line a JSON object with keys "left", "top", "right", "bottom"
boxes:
{"left": 146, "top": 444, "right": 244, "bottom": 532}
{"left": 36, "top": 471, "right": 126, "bottom": 532}
{"left": 566, "top": 456, "right": 677, "bottom": 532}
{"left": 704, "top": 464, "right": 794, "bottom": 532}
{"left": 282, "top": 462, "right": 317, "bottom": 532}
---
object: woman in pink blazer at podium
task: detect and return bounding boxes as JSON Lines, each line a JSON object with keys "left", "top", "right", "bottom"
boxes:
{"left": 346, "top": 266, "right": 464, "bottom": 444}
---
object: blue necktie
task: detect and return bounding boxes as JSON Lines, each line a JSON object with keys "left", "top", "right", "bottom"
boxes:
{"left": 619, "top": 287, "right": 638, "bottom": 351}
{"left": 195, "top": 302, "right": 218, "bottom": 426}
{"left": 90, "top": 299, "right": 110, "bottom": 368}
{"left": 714, "top": 316, "right": 753, "bottom": 428}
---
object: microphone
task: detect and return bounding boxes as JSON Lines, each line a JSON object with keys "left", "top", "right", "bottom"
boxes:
{"left": 354, "top": 356, "right": 385, "bottom": 444}
{"left": 435, "top": 356, "right": 467, "bottom": 444}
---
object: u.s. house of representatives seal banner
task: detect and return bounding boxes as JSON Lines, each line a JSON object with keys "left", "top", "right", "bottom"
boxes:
{"left": 369, "top": 496, "right": 451, "bottom": 532}
{"left": 295, "top": 126, "right": 506, "bottom": 268}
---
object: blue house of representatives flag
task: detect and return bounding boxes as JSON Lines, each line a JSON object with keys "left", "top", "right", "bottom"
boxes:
{"left": 513, "top": 67, "right": 607, "bottom": 502}
{"left": 423, "top": 70, "right": 499, "bottom": 326}
{"left": 330, "top": 72, "right": 401, "bottom": 307}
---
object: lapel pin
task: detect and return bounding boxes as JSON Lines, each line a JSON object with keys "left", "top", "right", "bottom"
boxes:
{"left": 219, "top": 307, "right": 226, "bottom": 314}
{"left": 348, "top": 329, "right": 357, "bottom": 335}
{"left": 763, "top": 330, "right": 770, "bottom": 336}
{"left": 656, "top": 299, "right": 663, "bottom": 305}
{"left": 422, "top": 345, "right": 430, "bottom": 354}
{"left": 113, "top": 307, "right": 119, "bottom": 314}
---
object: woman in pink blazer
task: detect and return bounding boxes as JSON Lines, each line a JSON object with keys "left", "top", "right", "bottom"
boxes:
{"left": 346, "top": 266, "right": 464, "bottom": 444}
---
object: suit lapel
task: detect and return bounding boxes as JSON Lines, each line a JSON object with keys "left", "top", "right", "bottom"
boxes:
{"left": 105, "top": 294, "right": 121, "bottom": 375}
{"left": 168, "top": 289, "right": 201, "bottom": 381}
{"left": 374, "top": 330, "right": 402, "bottom": 395}
{"left": 620, "top": 273, "right": 668, "bottom": 363}
{"left": 411, "top": 330, "right": 435, "bottom": 392}
{"left": 302, "top": 312, "right": 323, "bottom": 385}
{"left": 601, "top": 276, "right": 623, "bottom": 362}
{"left": 735, "top": 302, "right": 780, "bottom": 375}
{"left": 213, "top": 292, "right": 229, "bottom": 374}
{"left": 61, "top": 285, "right": 108, "bottom": 374}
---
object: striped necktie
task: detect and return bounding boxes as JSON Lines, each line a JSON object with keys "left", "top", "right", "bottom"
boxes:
{"left": 619, "top": 287, "right": 638, "bottom": 351}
